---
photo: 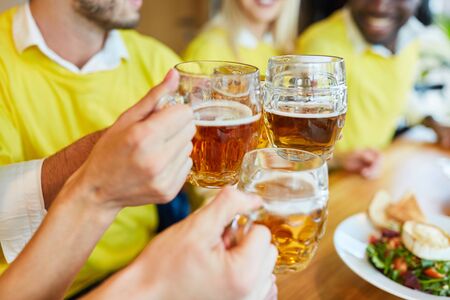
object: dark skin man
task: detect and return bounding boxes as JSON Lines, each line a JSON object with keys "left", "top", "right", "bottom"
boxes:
{"left": 349, "top": 0, "right": 421, "bottom": 53}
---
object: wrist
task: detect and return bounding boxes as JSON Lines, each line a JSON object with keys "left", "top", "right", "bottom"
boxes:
{"left": 56, "top": 166, "right": 120, "bottom": 226}
{"left": 115, "top": 261, "right": 165, "bottom": 300}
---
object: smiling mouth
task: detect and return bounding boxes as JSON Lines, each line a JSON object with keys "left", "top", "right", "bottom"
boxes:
{"left": 362, "top": 16, "right": 395, "bottom": 35}
{"left": 256, "top": 0, "right": 277, "bottom": 7}
{"left": 367, "top": 17, "right": 393, "bottom": 27}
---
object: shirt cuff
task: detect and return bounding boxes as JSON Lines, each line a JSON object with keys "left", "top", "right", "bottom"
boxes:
{"left": 0, "top": 159, "right": 47, "bottom": 263}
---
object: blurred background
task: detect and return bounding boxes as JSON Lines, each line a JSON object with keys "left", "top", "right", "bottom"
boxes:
{"left": 1, "top": 0, "right": 448, "bottom": 54}
{"left": 1, "top": 0, "right": 449, "bottom": 126}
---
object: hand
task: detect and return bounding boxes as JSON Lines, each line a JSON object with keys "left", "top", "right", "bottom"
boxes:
{"left": 87, "top": 188, "right": 278, "bottom": 300}
{"left": 73, "top": 69, "right": 196, "bottom": 209}
{"left": 423, "top": 116, "right": 450, "bottom": 149}
{"left": 335, "top": 149, "right": 383, "bottom": 179}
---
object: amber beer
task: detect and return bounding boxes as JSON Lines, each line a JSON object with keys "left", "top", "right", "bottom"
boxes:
{"left": 190, "top": 100, "right": 261, "bottom": 188}
{"left": 244, "top": 173, "right": 327, "bottom": 273}
{"left": 264, "top": 103, "right": 345, "bottom": 159}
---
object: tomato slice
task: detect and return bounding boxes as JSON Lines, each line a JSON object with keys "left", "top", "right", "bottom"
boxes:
{"left": 424, "top": 267, "right": 445, "bottom": 279}
{"left": 393, "top": 257, "right": 408, "bottom": 275}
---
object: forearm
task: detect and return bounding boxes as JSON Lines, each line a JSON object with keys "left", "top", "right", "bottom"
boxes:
{"left": 42, "top": 130, "right": 104, "bottom": 209}
{"left": 81, "top": 263, "right": 162, "bottom": 300}
{"left": 0, "top": 169, "right": 118, "bottom": 300}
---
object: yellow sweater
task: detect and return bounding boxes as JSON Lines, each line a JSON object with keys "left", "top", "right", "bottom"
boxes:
{"left": 183, "top": 26, "right": 279, "bottom": 75}
{"left": 296, "top": 10, "right": 419, "bottom": 153}
{"left": 0, "top": 7, "right": 180, "bottom": 296}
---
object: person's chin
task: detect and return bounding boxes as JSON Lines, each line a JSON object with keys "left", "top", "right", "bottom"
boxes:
{"left": 364, "top": 34, "right": 391, "bottom": 45}
{"left": 363, "top": 31, "right": 397, "bottom": 47}
{"left": 253, "top": 12, "right": 279, "bottom": 24}
{"left": 357, "top": 16, "right": 398, "bottom": 45}
{"left": 108, "top": 16, "right": 140, "bottom": 30}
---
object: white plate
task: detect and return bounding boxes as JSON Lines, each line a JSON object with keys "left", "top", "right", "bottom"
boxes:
{"left": 333, "top": 213, "right": 450, "bottom": 300}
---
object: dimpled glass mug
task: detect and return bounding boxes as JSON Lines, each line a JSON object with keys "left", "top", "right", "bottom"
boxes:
{"left": 159, "top": 61, "right": 262, "bottom": 188}
{"left": 231, "top": 148, "right": 329, "bottom": 273}
{"left": 263, "top": 55, "right": 347, "bottom": 160}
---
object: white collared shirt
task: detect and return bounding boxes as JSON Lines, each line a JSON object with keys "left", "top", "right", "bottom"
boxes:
{"left": 235, "top": 28, "right": 274, "bottom": 49}
{"left": 13, "top": 2, "right": 129, "bottom": 74}
{"left": 0, "top": 2, "right": 129, "bottom": 263}
{"left": 343, "top": 7, "right": 424, "bottom": 58}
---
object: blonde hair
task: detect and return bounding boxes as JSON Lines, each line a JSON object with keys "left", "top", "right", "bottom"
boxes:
{"left": 207, "top": 0, "right": 300, "bottom": 55}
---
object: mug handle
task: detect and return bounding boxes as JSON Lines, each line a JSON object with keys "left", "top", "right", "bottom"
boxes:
{"left": 224, "top": 210, "right": 261, "bottom": 248}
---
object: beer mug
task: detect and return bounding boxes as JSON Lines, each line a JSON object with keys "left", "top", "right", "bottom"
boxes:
{"left": 231, "top": 148, "right": 328, "bottom": 273}
{"left": 264, "top": 55, "right": 347, "bottom": 160}
{"left": 160, "top": 61, "right": 262, "bottom": 188}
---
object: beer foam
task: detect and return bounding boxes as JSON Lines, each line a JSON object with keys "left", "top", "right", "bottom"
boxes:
{"left": 194, "top": 100, "right": 261, "bottom": 127}
{"left": 263, "top": 199, "right": 327, "bottom": 216}
{"left": 264, "top": 102, "right": 345, "bottom": 119}
{"left": 243, "top": 172, "right": 328, "bottom": 215}
{"left": 213, "top": 88, "right": 250, "bottom": 99}
{"left": 266, "top": 110, "right": 341, "bottom": 119}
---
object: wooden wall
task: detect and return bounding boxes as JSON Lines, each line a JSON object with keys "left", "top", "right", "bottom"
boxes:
{"left": 137, "top": 0, "right": 211, "bottom": 54}
{"left": 0, "top": 0, "right": 24, "bottom": 12}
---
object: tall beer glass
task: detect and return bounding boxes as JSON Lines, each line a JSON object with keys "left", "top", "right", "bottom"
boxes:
{"left": 161, "top": 61, "right": 262, "bottom": 188}
{"left": 264, "top": 55, "right": 347, "bottom": 159}
{"left": 233, "top": 148, "right": 328, "bottom": 273}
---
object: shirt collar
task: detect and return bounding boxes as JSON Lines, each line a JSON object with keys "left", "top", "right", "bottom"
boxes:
{"left": 236, "top": 28, "right": 273, "bottom": 49}
{"left": 343, "top": 7, "right": 424, "bottom": 58}
{"left": 13, "top": 2, "right": 129, "bottom": 74}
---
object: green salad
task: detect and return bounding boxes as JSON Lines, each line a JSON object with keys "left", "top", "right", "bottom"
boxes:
{"left": 367, "top": 229, "right": 450, "bottom": 297}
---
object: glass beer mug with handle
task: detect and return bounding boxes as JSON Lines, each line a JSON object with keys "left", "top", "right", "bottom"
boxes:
{"left": 159, "top": 61, "right": 262, "bottom": 188}
{"left": 230, "top": 148, "right": 328, "bottom": 273}
{"left": 264, "top": 55, "right": 347, "bottom": 160}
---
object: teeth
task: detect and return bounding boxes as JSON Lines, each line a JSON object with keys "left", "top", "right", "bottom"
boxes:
{"left": 258, "top": 0, "right": 275, "bottom": 5}
{"left": 366, "top": 17, "right": 392, "bottom": 28}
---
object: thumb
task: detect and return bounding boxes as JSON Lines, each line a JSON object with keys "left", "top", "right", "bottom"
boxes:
{"left": 194, "top": 187, "right": 262, "bottom": 238}
{"left": 115, "top": 69, "right": 180, "bottom": 127}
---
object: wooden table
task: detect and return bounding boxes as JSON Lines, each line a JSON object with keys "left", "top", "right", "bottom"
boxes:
{"left": 277, "top": 140, "right": 450, "bottom": 300}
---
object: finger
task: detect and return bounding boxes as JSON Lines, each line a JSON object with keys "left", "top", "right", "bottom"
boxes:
{"left": 259, "top": 244, "right": 278, "bottom": 278}
{"left": 245, "top": 276, "right": 276, "bottom": 300}
{"left": 263, "top": 281, "right": 278, "bottom": 300}
{"left": 145, "top": 120, "right": 195, "bottom": 166}
{"left": 169, "top": 158, "right": 193, "bottom": 196}
{"left": 360, "top": 151, "right": 383, "bottom": 179}
{"left": 361, "top": 163, "right": 381, "bottom": 179}
{"left": 344, "top": 159, "right": 362, "bottom": 172}
{"left": 230, "top": 225, "right": 273, "bottom": 272}
{"left": 441, "top": 136, "right": 450, "bottom": 149}
{"left": 230, "top": 226, "right": 274, "bottom": 300}
{"left": 156, "top": 143, "right": 193, "bottom": 188}
{"left": 251, "top": 244, "right": 278, "bottom": 300}
{"left": 138, "top": 118, "right": 194, "bottom": 176}
{"left": 194, "top": 188, "right": 263, "bottom": 236}
{"left": 159, "top": 157, "right": 193, "bottom": 203}
{"left": 138, "top": 104, "right": 194, "bottom": 142}
{"left": 343, "top": 153, "right": 365, "bottom": 172}
{"left": 360, "top": 150, "right": 378, "bottom": 164}
{"left": 116, "top": 69, "right": 180, "bottom": 127}
{"left": 361, "top": 168, "right": 375, "bottom": 179}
